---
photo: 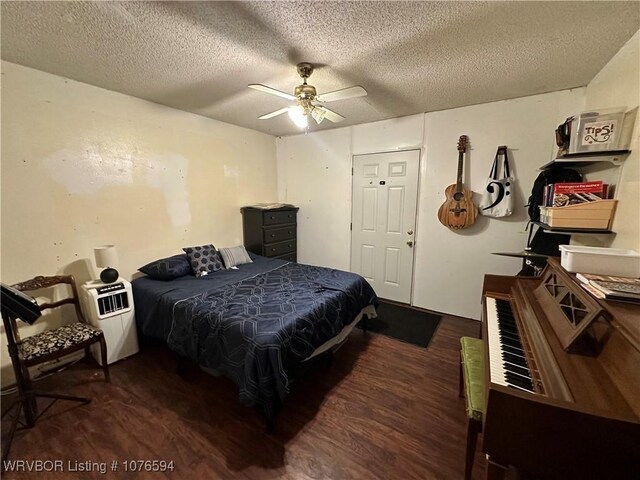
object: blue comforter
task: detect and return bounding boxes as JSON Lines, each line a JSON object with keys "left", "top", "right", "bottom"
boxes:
{"left": 132, "top": 255, "right": 377, "bottom": 416}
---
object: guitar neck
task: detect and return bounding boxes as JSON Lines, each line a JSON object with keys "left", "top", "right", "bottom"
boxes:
{"left": 455, "top": 151, "right": 464, "bottom": 192}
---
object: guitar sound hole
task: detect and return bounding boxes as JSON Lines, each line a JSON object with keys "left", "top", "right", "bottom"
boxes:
{"left": 453, "top": 192, "right": 464, "bottom": 201}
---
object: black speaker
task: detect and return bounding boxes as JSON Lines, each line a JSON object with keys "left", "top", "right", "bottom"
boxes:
{"left": 100, "top": 268, "right": 119, "bottom": 284}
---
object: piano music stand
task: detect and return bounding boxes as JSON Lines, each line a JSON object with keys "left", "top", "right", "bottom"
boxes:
{"left": 1, "top": 285, "right": 91, "bottom": 464}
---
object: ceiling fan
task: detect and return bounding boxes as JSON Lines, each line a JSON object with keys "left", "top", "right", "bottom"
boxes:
{"left": 249, "top": 63, "right": 367, "bottom": 129}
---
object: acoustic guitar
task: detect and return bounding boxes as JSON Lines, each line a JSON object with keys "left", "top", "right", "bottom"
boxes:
{"left": 437, "top": 135, "right": 477, "bottom": 230}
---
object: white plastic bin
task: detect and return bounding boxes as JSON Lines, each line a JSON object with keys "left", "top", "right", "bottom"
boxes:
{"left": 559, "top": 245, "right": 640, "bottom": 277}
{"left": 569, "top": 108, "right": 626, "bottom": 154}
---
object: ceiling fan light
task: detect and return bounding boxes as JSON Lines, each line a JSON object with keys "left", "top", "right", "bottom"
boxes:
{"left": 288, "top": 105, "right": 308, "bottom": 129}
{"left": 311, "top": 107, "right": 326, "bottom": 124}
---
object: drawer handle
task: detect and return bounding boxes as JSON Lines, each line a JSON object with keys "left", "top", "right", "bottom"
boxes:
{"left": 270, "top": 234, "right": 275, "bottom": 238}
{"left": 288, "top": 215, "right": 292, "bottom": 218}
{"left": 288, "top": 231, "right": 292, "bottom": 234}
{"left": 288, "top": 244, "right": 292, "bottom": 248}
{"left": 272, "top": 248, "right": 276, "bottom": 252}
{"left": 270, "top": 216, "right": 275, "bottom": 220}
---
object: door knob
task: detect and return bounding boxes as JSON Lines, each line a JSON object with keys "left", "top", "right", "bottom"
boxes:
{"left": 407, "top": 229, "right": 414, "bottom": 235}
{"left": 406, "top": 240, "right": 414, "bottom": 247}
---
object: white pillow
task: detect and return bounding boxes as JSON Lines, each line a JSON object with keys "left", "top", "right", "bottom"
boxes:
{"left": 219, "top": 246, "right": 253, "bottom": 269}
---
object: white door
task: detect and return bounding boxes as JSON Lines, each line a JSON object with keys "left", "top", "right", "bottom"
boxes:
{"left": 351, "top": 150, "right": 420, "bottom": 303}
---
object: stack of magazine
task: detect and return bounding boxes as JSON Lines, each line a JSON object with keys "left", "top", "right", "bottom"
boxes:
{"left": 542, "top": 180, "right": 611, "bottom": 208}
{"left": 576, "top": 273, "right": 640, "bottom": 304}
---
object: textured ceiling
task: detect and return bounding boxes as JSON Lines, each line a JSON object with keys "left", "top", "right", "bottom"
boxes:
{"left": 2, "top": 1, "right": 639, "bottom": 136}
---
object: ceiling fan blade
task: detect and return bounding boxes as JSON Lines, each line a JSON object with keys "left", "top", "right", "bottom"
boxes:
{"left": 248, "top": 84, "right": 296, "bottom": 101}
{"left": 316, "top": 86, "right": 367, "bottom": 103}
{"left": 316, "top": 106, "right": 345, "bottom": 123}
{"left": 258, "top": 107, "right": 289, "bottom": 120}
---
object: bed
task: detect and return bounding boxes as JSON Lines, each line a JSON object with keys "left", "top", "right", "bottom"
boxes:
{"left": 132, "top": 253, "right": 377, "bottom": 420}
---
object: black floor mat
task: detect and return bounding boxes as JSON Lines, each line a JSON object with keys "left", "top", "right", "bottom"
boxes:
{"left": 359, "top": 301, "right": 441, "bottom": 348}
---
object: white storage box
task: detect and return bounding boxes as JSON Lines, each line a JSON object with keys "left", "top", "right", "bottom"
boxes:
{"left": 559, "top": 245, "right": 640, "bottom": 277}
{"left": 568, "top": 108, "right": 627, "bottom": 154}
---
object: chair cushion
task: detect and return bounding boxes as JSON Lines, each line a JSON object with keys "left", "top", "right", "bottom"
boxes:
{"left": 18, "top": 323, "right": 102, "bottom": 361}
{"left": 460, "top": 336, "right": 485, "bottom": 422}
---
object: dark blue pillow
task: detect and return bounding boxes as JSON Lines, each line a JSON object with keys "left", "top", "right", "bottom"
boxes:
{"left": 139, "top": 254, "right": 192, "bottom": 281}
{"left": 182, "top": 244, "right": 224, "bottom": 277}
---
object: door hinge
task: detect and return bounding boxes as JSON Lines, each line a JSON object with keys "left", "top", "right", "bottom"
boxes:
{"left": 350, "top": 222, "right": 353, "bottom": 231}
{"left": 351, "top": 167, "right": 354, "bottom": 176}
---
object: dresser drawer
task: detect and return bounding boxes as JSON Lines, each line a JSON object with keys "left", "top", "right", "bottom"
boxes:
{"left": 264, "top": 239, "right": 296, "bottom": 257}
{"left": 274, "top": 252, "right": 296, "bottom": 262}
{"left": 263, "top": 210, "right": 297, "bottom": 226}
{"left": 263, "top": 226, "right": 296, "bottom": 243}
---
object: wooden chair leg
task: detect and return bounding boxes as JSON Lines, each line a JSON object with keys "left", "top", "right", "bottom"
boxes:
{"left": 20, "top": 363, "right": 38, "bottom": 425}
{"left": 465, "top": 418, "right": 480, "bottom": 480}
{"left": 98, "top": 336, "right": 110, "bottom": 382}
{"left": 84, "top": 346, "right": 92, "bottom": 364}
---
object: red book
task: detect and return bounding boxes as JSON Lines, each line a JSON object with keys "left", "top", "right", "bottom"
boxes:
{"left": 552, "top": 181, "right": 604, "bottom": 206}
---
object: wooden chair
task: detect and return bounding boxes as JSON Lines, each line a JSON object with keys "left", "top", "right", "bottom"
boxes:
{"left": 1, "top": 275, "right": 110, "bottom": 463}
{"left": 458, "top": 336, "right": 485, "bottom": 480}
{"left": 9, "top": 275, "right": 110, "bottom": 402}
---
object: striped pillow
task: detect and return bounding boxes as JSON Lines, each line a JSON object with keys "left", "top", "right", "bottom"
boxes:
{"left": 219, "top": 246, "right": 253, "bottom": 269}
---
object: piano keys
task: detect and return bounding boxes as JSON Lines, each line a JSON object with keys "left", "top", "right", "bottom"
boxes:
{"left": 485, "top": 297, "right": 535, "bottom": 393}
{"left": 481, "top": 258, "right": 640, "bottom": 480}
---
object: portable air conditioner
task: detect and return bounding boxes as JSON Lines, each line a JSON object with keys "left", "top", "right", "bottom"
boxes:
{"left": 79, "top": 279, "right": 139, "bottom": 365}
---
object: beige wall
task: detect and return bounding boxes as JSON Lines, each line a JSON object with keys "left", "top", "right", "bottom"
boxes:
{"left": 277, "top": 90, "right": 585, "bottom": 320}
{"left": 417, "top": 91, "right": 584, "bottom": 319}
{"left": 582, "top": 31, "right": 640, "bottom": 252}
{"left": 0, "top": 61, "right": 277, "bottom": 384}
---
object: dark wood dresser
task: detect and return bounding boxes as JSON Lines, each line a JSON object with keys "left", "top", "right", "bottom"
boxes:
{"left": 241, "top": 205, "right": 299, "bottom": 262}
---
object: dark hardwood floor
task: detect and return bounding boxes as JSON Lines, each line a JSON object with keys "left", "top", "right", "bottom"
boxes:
{"left": 2, "top": 316, "right": 483, "bottom": 479}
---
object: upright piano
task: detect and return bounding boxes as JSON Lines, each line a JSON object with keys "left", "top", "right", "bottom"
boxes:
{"left": 481, "top": 258, "right": 640, "bottom": 479}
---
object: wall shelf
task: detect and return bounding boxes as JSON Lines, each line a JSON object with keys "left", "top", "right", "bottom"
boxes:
{"left": 539, "top": 150, "right": 631, "bottom": 170}
{"left": 532, "top": 221, "right": 614, "bottom": 235}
